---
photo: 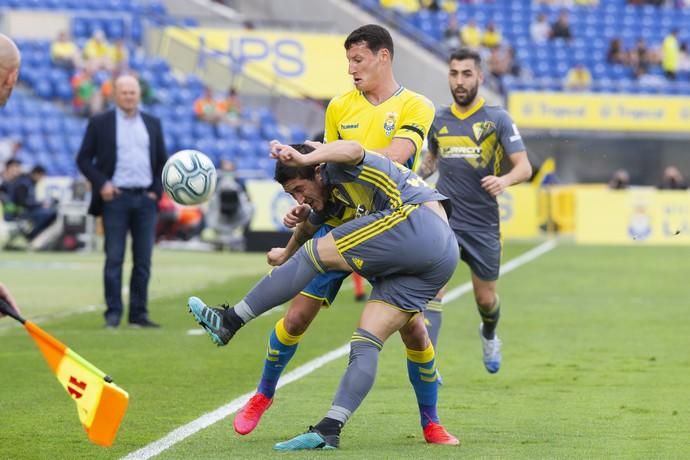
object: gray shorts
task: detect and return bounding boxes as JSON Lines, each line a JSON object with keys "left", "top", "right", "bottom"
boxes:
{"left": 455, "top": 230, "right": 501, "bottom": 281}
{"left": 330, "top": 204, "right": 459, "bottom": 312}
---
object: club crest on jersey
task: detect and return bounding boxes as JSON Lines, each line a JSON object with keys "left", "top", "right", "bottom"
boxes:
{"left": 472, "top": 121, "right": 495, "bottom": 141}
{"left": 383, "top": 112, "right": 398, "bottom": 137}
{"left": 354, "top": 204, "right": 369, "bottom": 219}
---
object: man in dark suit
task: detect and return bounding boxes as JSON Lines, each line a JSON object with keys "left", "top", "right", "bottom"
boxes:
{"left": 77, "top": 74, "right": 168, "bottom": 328}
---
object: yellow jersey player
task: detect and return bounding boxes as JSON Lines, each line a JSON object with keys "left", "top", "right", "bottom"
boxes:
{"left": 214, "top": 25, "right": 452, "bottom": 445}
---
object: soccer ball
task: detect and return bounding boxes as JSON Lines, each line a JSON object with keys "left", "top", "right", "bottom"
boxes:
{"left": 162, "top": 150, "right": 217, "bottom": 205}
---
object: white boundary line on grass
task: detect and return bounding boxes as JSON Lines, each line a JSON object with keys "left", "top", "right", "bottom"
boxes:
{"left": 122, "top": 239, "right": 557, "bottom": 460}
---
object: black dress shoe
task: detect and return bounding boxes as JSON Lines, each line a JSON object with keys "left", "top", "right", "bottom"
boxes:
{"left": 128, "top": 319, "right": 161, "bottom": 328}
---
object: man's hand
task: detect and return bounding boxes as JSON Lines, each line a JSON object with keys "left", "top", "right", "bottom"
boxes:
{"left": 0, "top": 283, "right": 20, "bottom": 319}
{"left": 283, "top": 204, "right": 311, "bottom": 228}
{"left": 269, "top": 141, "right": 309, "bottom": 166}
{"left": 480, "top": 175, "right": 509, "bottom": 197}
{"left": 100, "top": 181, "right": 119, "bottom": 201}
{"left": 267, "top": 247, "right": 290, "bottom": 266}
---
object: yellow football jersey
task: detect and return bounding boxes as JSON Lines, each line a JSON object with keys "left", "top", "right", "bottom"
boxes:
{"left": 323, "top": 87, "right": 434, "bottom": 171}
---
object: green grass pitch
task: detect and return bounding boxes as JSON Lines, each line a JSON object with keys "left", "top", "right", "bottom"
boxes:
{"left": 0, "top": 242, "right": 688, "bottom": 459}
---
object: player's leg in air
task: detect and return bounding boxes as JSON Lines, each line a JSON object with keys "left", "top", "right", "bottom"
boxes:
{"left": 188, "top": 204, "right": 459, "bottom": 447}
{"left": 233, "top": 272, "right": 344, "bottom": 435}
{"left": 273, "top": 202, "right": 459, "bottom": 450}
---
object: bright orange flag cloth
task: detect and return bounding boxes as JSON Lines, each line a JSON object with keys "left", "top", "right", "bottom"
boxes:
{"left": 24, "top": 321, "right": 129, "bottom": 447}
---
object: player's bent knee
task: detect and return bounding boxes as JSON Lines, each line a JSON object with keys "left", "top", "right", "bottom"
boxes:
{"left": 475, "top": 292, "right": 497, "bottom": 311}
{"left": 283, "top": 297, "right": 322, "bottom": 335}
{"left": 399, "top": 314, "right": 429, "bottom": 350}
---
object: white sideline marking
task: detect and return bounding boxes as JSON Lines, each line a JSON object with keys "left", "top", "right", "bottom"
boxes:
{"left": 122, "top": 239, "right": 557, "bottom": 460}
{"left": 122, "top": 345, "right": 351, "bottom": 460}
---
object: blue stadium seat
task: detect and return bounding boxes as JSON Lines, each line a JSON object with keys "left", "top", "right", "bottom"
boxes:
{"left": 238, "top": 124, "right": 261, "bottom": 141}
{"left": 68, "top": 135, "right": 83, "bottom": 153}
{"left": 287, "top": 125, "right": 308, "bottom": 143}
{"left": 216, "top": 123, "right": 238, "bottom": 141}
{"left": 192, "top": 122, "right": 214, "bottom": 139}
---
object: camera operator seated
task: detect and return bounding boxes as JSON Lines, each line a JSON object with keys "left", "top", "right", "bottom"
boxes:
{"left": 12, "top": 165, "right": 58, "bottom": 240}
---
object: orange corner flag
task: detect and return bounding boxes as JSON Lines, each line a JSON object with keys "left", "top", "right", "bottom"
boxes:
{"left": 24, "top": 321, "right": 129, "bottom": 447}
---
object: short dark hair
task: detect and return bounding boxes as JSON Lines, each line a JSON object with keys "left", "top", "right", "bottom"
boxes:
{"left": 5, "top": 158, "right": 20, "bottom": 168}
{"left": 274, "top": 144, "right": 317, "bottom": 185}
{"left": 344, "top": 24, "right": 394, "bottom": 59}
{"left": 31, "top": 165, "right": 46, "bottom": 175}
{"left": 448, "top": 48, "right": 481, "bottom": 66}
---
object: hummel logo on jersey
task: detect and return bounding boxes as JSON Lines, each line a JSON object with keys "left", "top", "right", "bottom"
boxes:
{"left": 340, "top": 123, "right": 359, "bottom": 129}
{"left": 351, "top": 257, "right": 364, "bottom": 269}
{"left": 439, "top": 126, "right": 449, "bottom": 135}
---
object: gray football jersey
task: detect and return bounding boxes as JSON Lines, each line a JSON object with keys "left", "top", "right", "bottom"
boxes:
{"left": 429, "top": 101, "right": 526, "bottom": 232}
{"left": 309, "top": 150, "right": 448, "bottom": 227}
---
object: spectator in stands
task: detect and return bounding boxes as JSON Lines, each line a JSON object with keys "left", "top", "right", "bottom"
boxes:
{"left": 380, "top": 0, "right": 420, "bottom": 13}
{"left": 658, "top": 166, "right": 688, "bottom": 190}
{"left": 11, "top": 165, "right": 57, "bottom": 240}
{"left": 461, "top": 18, "right": 482, "bottom": 50}
{"left": 83, "top": 30, "right": 112, "bottom": 71}
{"left": 71, "top": 65, "right": 104, "bottom": 117}
{"left": 550, "top": 10, "right": 572, "bottom": 42}
{"left": 662, "top": 29, "right": 680, "bottom": 80}
{"left": 530, "top": 13, "right": 551, "bottom": 44}
{"left": 481, "top": 21, "right": 502, "bottom": 49}
{"left": 563, "top": 63, "right": 592, "bottom": 91}
{"left": 607, "top": 38, "right": 628, "bottom": 65}
{"left": 109, "top": 39, "right": 129, "bottom": 71}
{"left": 608, "top": 169, "right": 631, "bottom": 190}
{"left": 487, "top": 46, "right": 508, "bottom": 94}
{"left": 217, "top": 87, "right": 242, "bottom": 126}
{"left": 76, "top": 74, "right": 168, "bottom": 329}
{"left": 137, "top": 72, "right": 156, "bottom": 106}
{"left": 630, "top": 38, "right": 654, "bottom": 78}
{"left": 50, "top": 31, "right": 81, "bottom": 71}
{"left": 679, "top": 42, "right": 690, "bottom": 72}
{"left": 100, "top": 69, "right": 121, "bottom": 109}
{"left": 194, "top": 86, "right": 222, "bottom": 123}
{"left": 443, "top": 15, "right": 461, "bottom": 51}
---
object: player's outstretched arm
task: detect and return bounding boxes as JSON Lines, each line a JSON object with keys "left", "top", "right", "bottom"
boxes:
{"left": 271, "top": 140, "right": 364, "bottom": 166}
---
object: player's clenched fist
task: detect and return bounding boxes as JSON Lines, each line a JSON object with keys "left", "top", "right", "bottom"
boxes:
{"left": 283, "top": 204, "right": 311, "bottom": 228}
